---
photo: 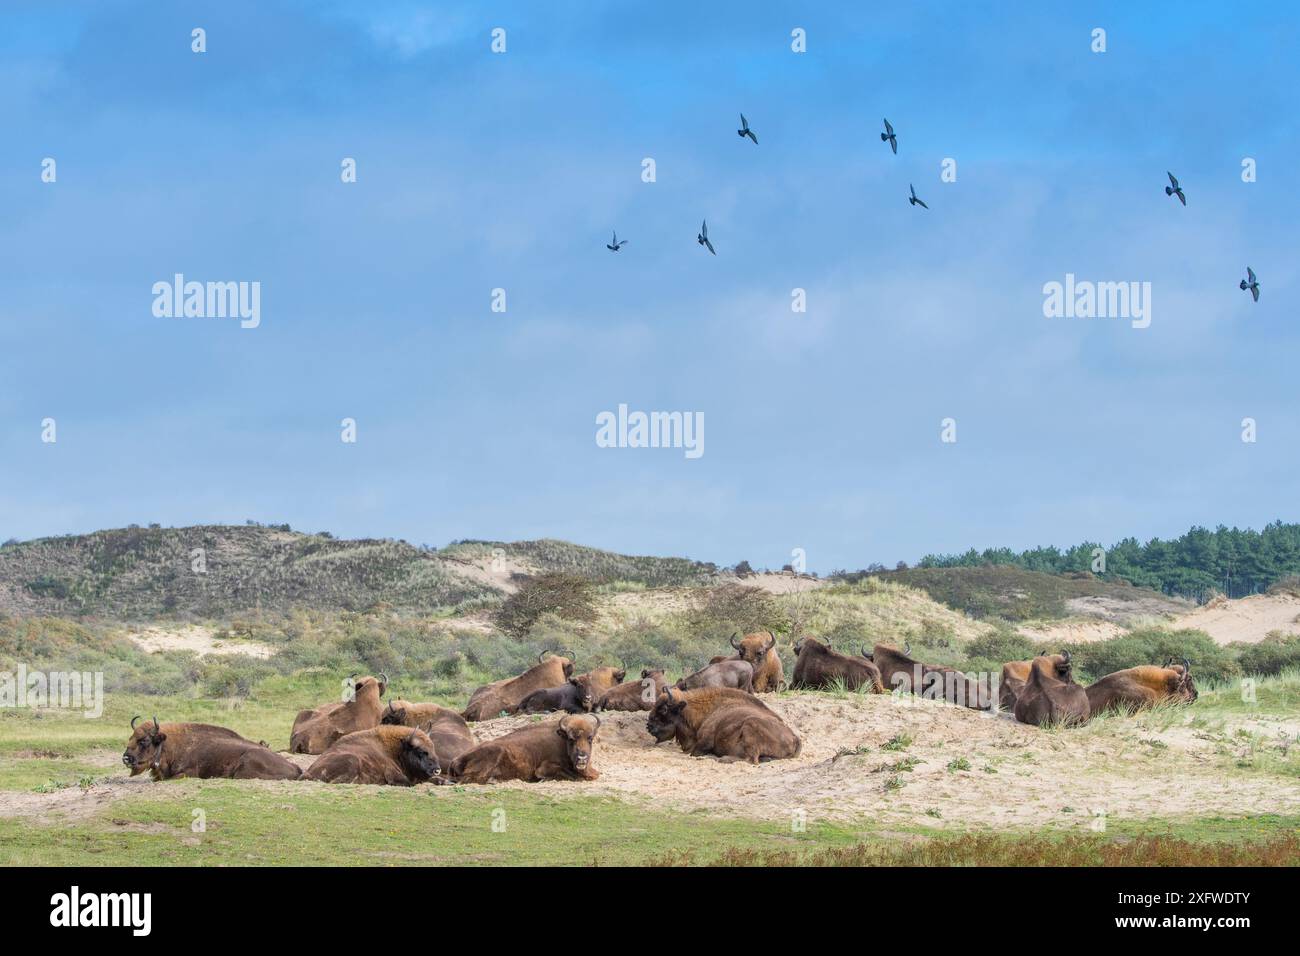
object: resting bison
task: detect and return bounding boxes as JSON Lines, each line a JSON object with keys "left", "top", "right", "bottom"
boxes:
{"left": 450, "top": 714, "right": 601, "bottom": 783}
{"left": 596, "top": 669, "right": 668, "bottom": 712}
{"left": 519, "top": 675, "right": 596, "bottom": 714}
{"left": 1000, "top": 652, "right": 1074, "bottom": 712}
{"left": 122, "top": 717, "right": 301, "bottom": 781}
{"left": 1013, "top": 658, "right": 1090, "bottom": 727}
{"left": 647, "top": 687, "right": 799, "bottom": 763}
{"left": 1085, "top": 660, "right": 1197, "bottom": 716}
{"left": 290, "top": 673, "right": 388, "bottom": 754}
{"left": 303, "top": 726, "right": 442, "bottom": 786}
{"left": 575, "top": 665, "right": 627, "bottom": 698}
{"left": 381, "top": 699, "right": 476, "bottom": 771}
{"left": 868, "top": 643, "right": 992, "bottom": 710}
{"left": 676, "top": 659, "right": 754, "bottom": 692}
{"left": 462, "top": 651, "right": 574, "bottom": 721}
{"left": 719, "top": 631, "right": 784, "bottom": 692}
{"left": 790, "top": 637, "right": 883, "bottom": 692}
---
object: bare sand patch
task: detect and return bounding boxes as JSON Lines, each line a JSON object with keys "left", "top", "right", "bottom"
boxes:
{"left": 1173, "top": 593, "right": 1300, "bottom": 645}
{"left": 126, "top": 624, "right": 275, "bottom": 659}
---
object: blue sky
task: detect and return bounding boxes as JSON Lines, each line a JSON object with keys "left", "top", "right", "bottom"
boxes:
{"left": 1, "top": 1, "right": 1297, "bottom": 572}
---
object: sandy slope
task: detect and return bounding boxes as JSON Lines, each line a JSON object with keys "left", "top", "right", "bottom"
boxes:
{"left": 1171, "top": 593, "right": 1300, "bottom": 645}
{"left": 126, "top": 625, "right": 275, "bottom": 659}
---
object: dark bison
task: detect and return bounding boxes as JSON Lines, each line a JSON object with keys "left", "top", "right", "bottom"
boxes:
{"left": 518, "top": 674, "right": 597, "bottom": 714}
{"left": 596, "top": 669, "right": 668, "bottom": 712}
{"left": 122, "top": 717, "right": 301, "bottom": 781}
{"left": 462, "top": 651, "right": 574, "bottom": 721}
{"left": 999, "top": 652, "right": 1074, "bottom": 712}
{"left": 1013, "top": 657, "right": 1090, "bottom": 727}
{"left": 381, "top": 699, "right": 476, "bottom": 772}
{"left": 646, "top": 686, "right": 799, "bottom": 762}
{"left": 290, "top": 673, "right": 388, "bottom": 754}
{"left": 303, "top": 726, "right": 442, "bottom": 786}
{"left": 790, "top": 637, "right": 883, "bottom": 692}
{"left": 450, "top": 714, "right": 601, "bottom": 783}
{"left": 1085, "top": 660, "right": 1198, "bottom": 716}
{"left": 676, "top": 659, "right": 755, "bottom": 692}
{"left": 868, "top": 643, "right": 992, "bottom": 710}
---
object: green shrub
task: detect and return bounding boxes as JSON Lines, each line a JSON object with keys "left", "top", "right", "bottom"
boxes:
{"left": 1061, "top": 627, "right": 1237, "bottom": 684}
{"left": 1232, "top": 633, "right": 1300, "bottom": 677}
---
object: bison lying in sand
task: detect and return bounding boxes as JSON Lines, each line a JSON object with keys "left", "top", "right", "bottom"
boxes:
{"left": 1085, "top": 660, "right": 1197, "bottom": 716}
{"left": 1000, "top": 652, "right": 1074, "bottom": 712}
{"left": 646, "top": 687, "right": 800, "bottom": 763}
{"left": 381, "top": 700, "right": 476, "bottom": 770}
{"left": 868, "top": 644, "right": 992, "bottom": 710}
{"left": 575, "top": 665, "right": 626, "bottom": 698}
{"left": 1013, "top": 658, "right": 1090, "bottom": 727}
{"left": 596, "top": 669, "right": 668, "bottom": 712}
{"left": 122, "top": 717, "right": 301, "bottom": 781}
{"left": 450, "top": 714, "right": 601, "bottom": 783}
{"left": 304, "top": 725, "right": 442, "bottom": 785}
{"left": 676, "top": 659, "right": 754, "bottom": 692}
{"left": 462, "top": 651, "right": 574, "bottom": 721}
{"left": 791, "top": 637, "right": 883, "bottom": 692}
{"left": 290, "top": 673, "right": 387, "bottom": 755}
{"left": 518, "top": 675, "right": 597, "bottom": 714}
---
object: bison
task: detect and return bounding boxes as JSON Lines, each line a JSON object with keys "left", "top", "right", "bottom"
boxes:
{"left": 381, "top": 699, "right": 476, "bottom": 772}
{"left": 303, "top": 725, "right": 442, "bottom": 786}
{"left": 999, "top": 652, "right": 1074, "bottom": 712}
{"left": 724, "top": 631, "right": 784, "bottom": 692}
{"left": 449, "top": 713, "right": 601, "bottom": 783}
{"left": 790, "top": 637, "right": 883, "bottom": 692}
{"left": 462, "top": 651, "right": 574, "bottom": 721}
{"left": 1013, "top": 657, "right": 1090, "bottom": 727}
{"left": 1084, "top": 659, "right": 1198, "bottom": 716}
{"left": 646, "top": 687, "right": 799, "bottom": 763}
{"left": 868, "top": 643, "right": 992, "bottom": 710}
{"left": 676, "top": 659, "right": 755, "bottom": 692}
{"left": 575, "top": 665, "right": 627, "bottom": 698}
{"left": 596, "top": 669, "right": 668, "bottom": 712}
{"left": 122, "top": 717, "right": 301, "bottom": 781}
{"left": 518, "top": 674, "right": 597, "bottom": 714}
{"left": 290, "top": 673, "right": 388, "bottom": 754}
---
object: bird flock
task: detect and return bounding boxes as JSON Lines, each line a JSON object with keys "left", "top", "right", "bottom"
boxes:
{"left": 606, "top": 115, "right": 1260, "bottom": 303}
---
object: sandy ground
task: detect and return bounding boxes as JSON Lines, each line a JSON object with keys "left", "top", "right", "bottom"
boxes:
{"left": 1172, "top": 593, "right": 1300, "bottom": 645}
{"left": 9, "top": 694, "right": 1294, "bottom": 833}
{"left": 438, "top": 554, "right": 536, "bottom": 595}
{"left": 126, "top": 625, "right": 275, "bottom": 659}
{"left": 741, "top": 571, "right": 826, "bottom": 595}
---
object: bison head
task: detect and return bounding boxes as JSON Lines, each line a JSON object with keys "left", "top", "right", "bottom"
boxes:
{"left": 1175, "top": 658, "right": 1198, "bottom": 702}
{"left": 122, "top": 715, "right": 165, "bottom": 776}
{"left": 646, "top": 687, "right": 687, "bottom": 743}
{"left": 1036, "top": 651, "right": 1074, "bottom": 683}
{"left": 351, "top": 674, "right": 387, "bottom": 702}
{"left": 399, "top": 728, "right": 441, "bottom": 782}
{"left": 569, "top": 675, "right": 596, "bottom": 711}
{"left": 557, "top": 714, "right": 599, "bottom": 773}
{"left": 381, "top": 700, "right": 408, "bottom": 725}
{"left": 733, "top": 631, "right": 777, "bottom": 667}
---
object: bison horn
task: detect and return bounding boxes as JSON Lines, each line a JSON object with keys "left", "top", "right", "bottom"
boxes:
{"left": 590, "top": 713, "right": 601, "bottom": 733}
{"left": 152, "top": 715, "right": 159, "bottom": 733}
{"left": 729, "top": 632, "right": 741, "bottom": 649}
{"left": 130, "top": 715, "right": 142, "bottom": 729}
{"left": 378, "top": 672, "right": 388, "bottom": 687}
{"left": 538, "top": 650, "right": 551, "bottom": 663}
{"left": 903, "top": 642, "right": 911, "bottom": 656}
{"left": 1062, "top": 650, "right": 1071, "bottom": 664}
{"left": 860, "top": 646, "right": 872, "bottom": 660}
{"left": 1183, "top": 657, "right": 1191, "bottom": 672}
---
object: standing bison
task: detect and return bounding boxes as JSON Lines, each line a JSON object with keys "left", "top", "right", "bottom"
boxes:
{"left": 1085, "top": 660, "right": 1197, "bottom": 716}
{"left": 646, "top": 687, "right": 800, "bottom": 763}
{"left": 449, "top": 713, "right": 601, "bottom": 783}
{"left": 790, "top": 637, "right": 883, "bottom": 692}
{"left": 304, "top": 726, "right": 442, "bottom": 785}
{"left": 596, "top": 669, "right": 668, "bottom": 712}
{"left": 1000, "top": 652, "right": 1074, "bottom": 712}
{"left": 290, "top": 673, "right": 388, "bottom": 754}
{"left": 676, "top": 659, "right": 755, "bottom": 692}
{"left": 462, "top": 651, "right": 574, "bottom": 721}
{"left": 381, "top": 699, "right": 476, "bottom": 770}
{"left": 1013, "top": 658, "right": 1090, "bottom": 727}
{"left": 122, "top": 717, "right": 301, "bottom": 781}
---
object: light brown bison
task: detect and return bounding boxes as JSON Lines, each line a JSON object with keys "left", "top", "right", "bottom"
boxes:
{"left": 290, "top": 673, "right": 388, "bottom": 754}
{"left": 790, "top": 637, "right": 883, "bottom": 692}
{"left": 122, "top": 717, "right": 301, "bottom": 781}
{"left": 449, "top": 713, "right": 601, "bottom": 783}
{"left": 868, "top": 643, "right": 992, "bottom": 710}
{"left": 1013, "top": 658, "right": 1090, "bottom": 727}
{"left": 461, "top": 651, "right": 574, "bottom": 721}
{"left": 381, "top": 699, "right": 476, "bottom": 773}
{"left": 518, "top": 674, "right": 596, "bottom": 714}
{"left": 303, "top": 725, "right": 442, "bottom": 785}
{"left": 728, "top": 631, "right": 784, "bottom": 692}
{"left": 1084, "top": 660, "right": 1198, "bottom": 716}
{"left": 999, "top": 652, "right": 1074, "bottom": 712}
{"left": 646, "top": 687, "right": 799, "bottom": 763}
{"left": 676, "top": 659, "right": 755, "bottom": 692}
{"left": 595, "top": 669, "right": 668, "bottom": 712}
{"left": 575, "top": 665, "right": 627, "bottom": 698}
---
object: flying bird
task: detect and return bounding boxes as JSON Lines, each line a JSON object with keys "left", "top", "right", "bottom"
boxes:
{"left": 606, "top": 231, "right": 628, "bottom": 252}
{"left": 1165, "top": 171, "right": 1186, "bottom": 205}
{"left": 697, "top": 220, "right": 715, "bottom": 255}
{"left": 881, "top": 118, "right": 897, "bottom": 154}
{"left": 737, "top": 113, "right": 758, "bottom": 144}
{"left": 908, "top": 184, "right": 928, "bottom": 209}
{"left": 1239, "top": 266, "right": 1260, "bottom": 302}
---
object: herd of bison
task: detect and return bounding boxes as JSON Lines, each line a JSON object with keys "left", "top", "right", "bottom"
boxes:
{"left": 120, "top": 631, "right": 1199, "bottom": 787}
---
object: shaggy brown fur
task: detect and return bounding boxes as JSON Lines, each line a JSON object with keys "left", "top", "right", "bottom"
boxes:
{"left": 869, "top": 644, "right": 992, "bottom": 710}
{"left": 791, "top": 637, "right": 883, "bottom": 692}
{"left": 1013, "top": 659, "right": 1090, "bottom": 727}
{"left": 290, "top": 674, "right": 388, "bottom": 754}
{"left": 676, "top": 659, "right": 755, "bottom": 692}
{"left": 449, "top": 714, "right": 601, "bottom": 783}
{"left": 381, "top": 700, "right": 476, "bottom": 775}
{"left": 999, "top": 653, "right": 1074, "bottom": 712}
{"left": 730, "top": 631, "right": 784, "bottom": 692}
{"left": 575, "top": 665, "right": 627, "bottom": 698}
{"left": 518, "top": 675, "right": 597, "bottom": 714}
{"left": 461, "top": 653, "right": 574, "bottom": 721}
{"left": 122, "top": 719, "right": 301, "bottom": 781}
{"left": 303, "top": 725, "right": 442, "bottom": 785}
{"left": 1085, "top": 662, "right": 1198, "bottom": 716}
{"left": 595, "top": 670, "right": 668, "bottom": 712}
{"left": 645, "top": 686, "right": 774, "bottom": 754}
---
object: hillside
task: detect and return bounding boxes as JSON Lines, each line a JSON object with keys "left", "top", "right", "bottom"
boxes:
{"left": 0, "top": 526, "right": 717, "bottom": 618}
